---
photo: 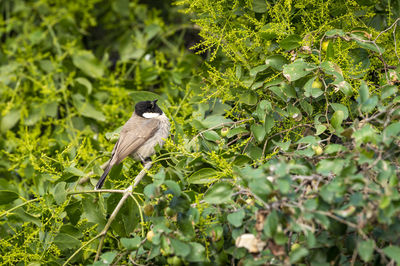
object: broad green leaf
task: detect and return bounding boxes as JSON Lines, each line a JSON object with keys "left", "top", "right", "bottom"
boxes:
{"left": 361, "top": 95, "right": 378, "bottom": 113}
{"left": 239, "top": 91, "right": 258, "bottom": 105}
{"left": 203, "top": 130, "right": 220, "bottom": 142}
{"left": 171, "top": 238, "right": 191, "bottom": 257}
{"left": 64, "top": 166, "right": 85, "bottom": 177}
{"left": 300, "top": 100, "right": 313, "bottom": 115}
{"left": 164, "top": 180, "right": 181, "bottom": 196}
{"left": 324, "top": 144, "right": 347, "bottom": 154}
{"left": 188, "top": 168, "right": 218, "bottom": 184}
{"left": 204, "top": 182, "right": 233, "bottom": 204}
{"left": 332, "top": 79, "right": 353, "bottom": 96}
{"left": 383, "top": 246, "right": 400, "bottom": 264}
{"left": 358, "top": 240, "right": 375, "bottom": 262}
{"left": 353, "top": 38, "right": 384, "bottom": 54}
{"left": 280, "top": 34, "right": 302, "bottom": 50}
{"left": 290, "top": 247, "right": 309, "bottom": 264}
{"left": 226, "top": 127, "right": 248, "bottom": 138}
{"left": 352, "top": 124, "right": 378, "bottom": 146}
{"left": 72, "top": 94, "right": 106, "bottom": 122}
{"left": 265, "top": 55, "right": 288, "bottom": 71}
{"left": 121, "top": 236, "right": 141, "bottom": 250}
{"left": 100, "top": 251, "right": 118, "bottom": 265}
{"left": 250, "top": 124, "right": 266, "bottom": 142}
{"left": 263, "top": 210, "right": 278, "bottom": 237}
{"left": 249, "top": 178, "right": 272, "bottom": 198}
{"left": 283, "top": 60, "right": 316, "bottom": 82}
{"left": 383, "top": 122, "right": 400, "bottom": 145}
{"left": 1, "top": 108, "right": 20, "bottom": 132}
{"left": 252, "top": 0, "right": 268, "bottom": 13}
{"left": 227, "top": 209, "right": 245, "bottom": 227}
{"left": 0, "top": 190, "right": 19, "bottom": 205}
{"left": 129, "top": 91, "right": 161, "bottom": 103}
{"left": 315, "top": 124, "right": 327, "bottom": 135}
{"left": 144, "top": 184, "right": 157, "bottom": 198}
{"left": 331, "top": 110, "right": 344, "bottom": 132}
{"left": 331, "top": 103, "right": 349, "bottom": 120}
{"left": 72, "top": 50, "right": 105, "bottom": 79}
{"left": 200, "top": 115, "right": 232, "bottom": 128}
{"left": 53, "top": 233, "right": 80, "bottom": 250}
{"left": 304, "top": 77, "right": 324, "bottom": 98}
{"left": 53, "top": 182, "right": 66, "bottom": 204}
{"left": 186, "top": 242, "right": 206, "bottom": 262}
{"left": 381, "top": 85, "right": 397, "bottom": 100}
{"left": 75, "top": 77, "right": 93, "bottom": 94}
{"left": 250, "top": 65, "right": 268, "bottom": 77}
{"left": 358, "top": 80, "right": 369, "bottom": 104}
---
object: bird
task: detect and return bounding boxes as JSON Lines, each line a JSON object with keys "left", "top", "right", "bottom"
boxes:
{"left": 95, "top": 99, "right": 170, "bottom": 189}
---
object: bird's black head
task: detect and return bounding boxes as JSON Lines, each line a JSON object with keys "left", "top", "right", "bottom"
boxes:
{"left": 134, "top": 99, "right": 163, "bottom": 118}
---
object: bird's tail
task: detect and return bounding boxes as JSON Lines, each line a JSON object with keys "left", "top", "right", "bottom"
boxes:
{"left": 95, "top": 164, "right": 112, "bottom": 190}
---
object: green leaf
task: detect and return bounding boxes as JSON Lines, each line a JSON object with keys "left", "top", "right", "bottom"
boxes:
{"left": 72, "top": 50, "right": 105, "bottom": 79}
{"left": 227, "top": 209, "right": 245, "bottom": 227}
{"left": 75, "top": 77, "right": 93, "bottom": 94}
{"left": 171, "top": 238, "right": 191, "bottom": 257}
{"left": 290, "top": 247, "right": 309, "bottom": 263}
{"left": 100, "top": 251, "right": 118, "bottom": 265}
{"left": 381, "top": 85, "right": 397, "bottom": 100}
{"left": 0, "top": 190, "right": 19, "bottom": 205}
{"left": 204, "top": 182, "right": 233, "bottom": 204}
{"left": 361, "top": 95, "right": 378, "bottom": 113}
{"left": 358, "top": 240, "right": 375, "bottom": 262}
{"left": 352, "top": 124, "right": 378, "bottom": 146}
{"left": 315, "top": 124, "right": 327, "bottom": 135}
{"left": 358, "top": 80, "right": 369, "bottom": 104}
{"left": 226, "top": 127, "right": 248, "bottom": 138}
{"left": 280, "top": 34, "right": 302, "bottom": 50}
{"left": 203, "top": 130, "right": 220, "bottom": 142}
{"left": 186, "top": 242, "right": 206, "bottom": 262}
{"left": 121, "top": 236, "right": 141, "bottom": 250}
{"left": 265, "top": 55, "right": 288, "bottom": 71}
{"left": 353, "top": 38, "right": 384, "bottom": 54}
{"left": 53, "top": 182, "right": 67, "bottom": 204}
{"left": 332, "top": 79, "right": 353, "bottom": 96}
{"left": 250, "top": 65, "right": 268, "bottom": 77}
{"left": 331, "top": 103, "right": 349, "bottom": 120}
{"left": 383, "top": 122, "right": 400, "bottom": 145}
{"left": 1, "top": 108, "right": 20, "bottom": 132}
{"left": 252, "top": 0, "right": 268, "bottom": 13}
{"left": 188, "top": 168, "right": 218, "bottom": 184}
{"left": 263, "top": 210, "right": 278, "bottom": 237}
{"left": 129, "top": 91, "right": 161, "bottom": 103}
{"left": 72, "top": 94, "right": 106, "bottom": 122}
{"left": 250, "top": 124, "right": 266, "bottom": 142}
{"left": 144, "top": 184, "right": 157, "bottom": 198}
{"left": 304, "top": 77, "right": 323, "bottom": 98}
{"left": 53, "top": 233, "right": 81, "bottom": 251}
{"left": 200, "top": 115, "right": 232, "bottom": 128}
{"left": 283, "top": 60, "right": 316, "bottom": 82}
{"left": 239, "top": 91, "right": 258, "bottom": 105}
{"left": 331, "top": 110, "right": 344, "bottom": 132}
{"left": 296, "top": 135, "right": 318, "bottom": 145}
{"left": 64, "top": 166, "right": 85, "bottom": 177}
{"left": 164, "top": 180, "right": 181, "bottom": 196}
{"left": 383, "top": 246, "right": 400, "bottom": 264}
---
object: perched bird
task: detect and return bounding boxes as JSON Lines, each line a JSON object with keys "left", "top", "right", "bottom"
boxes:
{"left": 95, "top": 99, "right": 170, "bottom": 189}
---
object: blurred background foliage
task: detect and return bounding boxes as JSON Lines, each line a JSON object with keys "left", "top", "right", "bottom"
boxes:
{"left": 0, "top": 0, "right": 400, "bottom": 265}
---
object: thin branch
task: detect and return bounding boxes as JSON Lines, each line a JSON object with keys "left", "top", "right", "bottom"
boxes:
{"left": 0, "top": 198, "right": 41, "bottom": 219}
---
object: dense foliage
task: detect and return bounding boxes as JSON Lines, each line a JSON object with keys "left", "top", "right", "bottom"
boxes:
{"left": 1, "top": 0, "right": 400, "bottom": 265}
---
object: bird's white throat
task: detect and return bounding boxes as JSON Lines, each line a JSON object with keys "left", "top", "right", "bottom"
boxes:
{"left": 143, "top": 112, "right": 161, "bottom": 118}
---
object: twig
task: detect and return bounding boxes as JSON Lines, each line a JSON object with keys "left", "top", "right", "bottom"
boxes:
{"left": 94, "top": 162, "right": 152, "bottom": 261}
{"left": 0, "top": 198, "right": 41, "bottom": 219}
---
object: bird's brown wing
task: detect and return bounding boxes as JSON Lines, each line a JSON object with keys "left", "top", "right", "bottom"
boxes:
{"left": 110, "top": 116, "right": 160, "bottom": 165}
